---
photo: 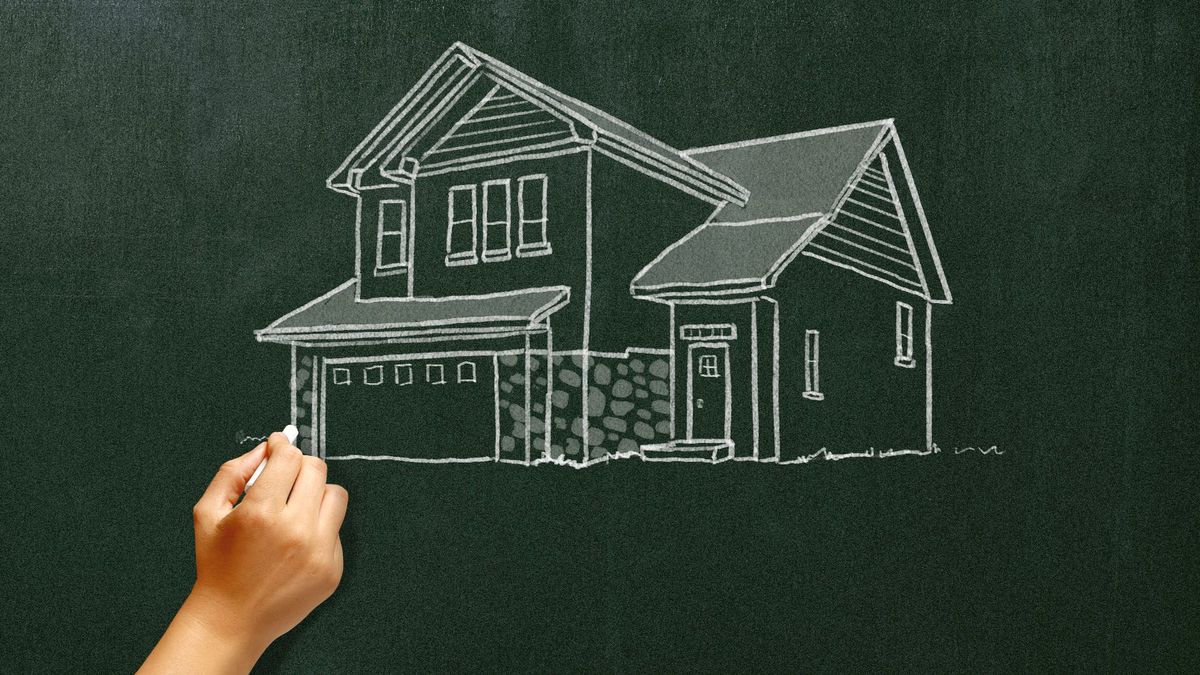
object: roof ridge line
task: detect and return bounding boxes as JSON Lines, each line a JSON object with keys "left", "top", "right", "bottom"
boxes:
{"left": 684, "top": 119, "right": 895, "bottom": 156}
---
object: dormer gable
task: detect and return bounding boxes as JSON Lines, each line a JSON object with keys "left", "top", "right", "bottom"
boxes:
{"left": 326, "top": 42, "right": 749, "bottom": 206}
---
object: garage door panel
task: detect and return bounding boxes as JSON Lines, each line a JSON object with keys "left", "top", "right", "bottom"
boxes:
{"left": 324, "top": 356, "right": 496, "bottom": 459}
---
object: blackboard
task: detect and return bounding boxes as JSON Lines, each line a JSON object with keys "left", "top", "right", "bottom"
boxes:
{"left": 2, "top": 1, "right": 1197, "bottom": 671}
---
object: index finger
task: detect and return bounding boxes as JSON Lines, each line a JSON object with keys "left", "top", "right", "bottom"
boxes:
{"left": 195, "top": 442, "right": 268, "bottom": 517}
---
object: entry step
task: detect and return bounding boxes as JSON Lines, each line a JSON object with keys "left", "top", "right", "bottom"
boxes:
{"left": 640, "top": 439, "right": 734, "bottom": 463}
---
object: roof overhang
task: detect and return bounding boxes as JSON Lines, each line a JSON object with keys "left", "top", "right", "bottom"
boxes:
{"left": 256, "top": 280, "right": 569, "bottom": 345}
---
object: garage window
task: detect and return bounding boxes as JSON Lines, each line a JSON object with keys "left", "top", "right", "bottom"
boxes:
{"left": 457, "top": 361, "right": 477, "bottom": 383}
{"left": 426, "top": 363, "right": 445, "bottom": 385}
{"left": 332, "top": 367, "right": 350, "bottom": 385}
{"left": 394, "top": 363, "right": 413, "bottom": 385}
{"left": 363, "top": 365, "right": 384, "bottom": 385}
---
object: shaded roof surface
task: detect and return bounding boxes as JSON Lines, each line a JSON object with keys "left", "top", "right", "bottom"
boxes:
{"left": 257, "top": 281, "right": 569, "bottom": 340}
{"left": 686, "top": 122, "right": 888, "bottom": 221}
{"left": 632, "top": 216, "right": 823, "bottom": 293}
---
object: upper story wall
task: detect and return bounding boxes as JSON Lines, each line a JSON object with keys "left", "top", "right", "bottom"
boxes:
{"left": 356, "top": 149, "right": 590, "bottom": 348}
{"left": 588, "top": 153, "right": 719, "bottom": 352}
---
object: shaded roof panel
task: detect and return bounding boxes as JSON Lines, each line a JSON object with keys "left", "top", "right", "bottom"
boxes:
{"left": 631, "top": 216, "right": 824, "bottom": 295}
{"left": 256, "top": 280, "right": 569, "bottom": 342}
{"left": 686, "top": 121, "right": 889, "bottom": 221}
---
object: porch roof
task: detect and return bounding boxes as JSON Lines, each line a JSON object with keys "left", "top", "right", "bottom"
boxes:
{"left": 255, "top": 280, "right": 569, "bottom": 344}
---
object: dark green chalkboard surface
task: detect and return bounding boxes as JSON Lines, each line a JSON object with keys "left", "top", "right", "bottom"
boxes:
{"left": 2, "top": 1, "right": 1197, "bottom": 671}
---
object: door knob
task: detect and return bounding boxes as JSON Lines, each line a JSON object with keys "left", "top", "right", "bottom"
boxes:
{"left": 697, "top": 399, "right": 704, "bottom": 408}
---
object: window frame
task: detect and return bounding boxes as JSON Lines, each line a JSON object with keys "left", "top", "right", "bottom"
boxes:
{"left": 698, "top": 354, "right": 720, "bottom": 378}
{"left": 332, "top": 367, "right": 351, "bottom": 386}
{"left": 481, "top": 178, "right": 513, "bottom": 262}
{"left": 426, "top": 363, "right": 446, "bottom": 385}
{"left": 894, "top": 301, "right": 915, "bottom": 368}
{"left": 394, "top": 363, "right": 413, "bottom": 386}
{"left": 457, "top": 361, "right": 477, "bottom": 383}
{"left": 445, "top": 184, "right": 478, "bottom": 266}
{"left": 375, "top": 198, "right": 408, "bottom": 273}
{"left": 362, "top": 365, "right": 384, "bottom": 386}
{"left": 516, "top": 174, "right": 551, "bottom": 257}
{"left": 803, "top": 329, "right": 824, "bottom": 401}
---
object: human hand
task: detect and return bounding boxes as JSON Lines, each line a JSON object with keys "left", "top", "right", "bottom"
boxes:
{"left": 140, "top": 432, "right": 348, "bottom": 674}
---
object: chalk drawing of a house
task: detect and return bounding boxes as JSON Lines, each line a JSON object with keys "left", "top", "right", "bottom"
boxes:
{"left": 255, "top": 42, "right": 952, "bottom": 467}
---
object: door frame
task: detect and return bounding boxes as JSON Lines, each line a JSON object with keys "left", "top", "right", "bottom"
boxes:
{"left": 320, "top": 349, "right": 508, "bottom": 461}
{"left": 685, "top": 341, "right": 732, "bottom": 440}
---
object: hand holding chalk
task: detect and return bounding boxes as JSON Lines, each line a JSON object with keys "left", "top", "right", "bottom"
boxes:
{"left": 145, "top": 423, "right": 347, "bottom": 672}
{"left": 246, "top": 424, "right": 298, "bottom": 489}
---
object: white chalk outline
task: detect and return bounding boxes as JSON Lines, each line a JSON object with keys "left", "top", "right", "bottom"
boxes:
{"left": 375, "top": 198, "right": 409, "bottom": 274}
{"left": 685, "top": 342, "right": 732, "bottom": 441}
{"left": 262, "top": 46, "right": 963, "bottom": 469}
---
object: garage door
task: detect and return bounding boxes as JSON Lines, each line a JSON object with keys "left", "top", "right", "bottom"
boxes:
{"left": 323, "top": 355, "right": 496, "bottom": 460}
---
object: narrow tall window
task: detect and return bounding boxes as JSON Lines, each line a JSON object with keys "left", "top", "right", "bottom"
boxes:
{"left": 481, "top": 179, "right": 512, "bottom": 261}
{"left": 895, "top": 301, "right": 915, "bottom": 367}
{"left": 376, "top": 199, "right": 407, "bottom": 271}
{"left": 803, "top": 330, "right": 824, "bottom": 401}
{"left": 446, "top": 185, "right": 477, "bottom": 266}
{"left": 517, "top": 174, "right": 550, "bottom": 256}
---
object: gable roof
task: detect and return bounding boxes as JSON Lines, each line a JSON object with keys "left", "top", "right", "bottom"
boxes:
{"left": 634, "top": 120, "right": 951, "bottom": 303}
{"left": 327, "top": 42, "right": 749, "bottom": 206}
{"left": 690, "top": 121, "right": 889, "bottom": 222}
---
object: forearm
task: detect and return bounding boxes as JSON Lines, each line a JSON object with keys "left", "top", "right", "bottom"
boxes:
{"left": 139, "top": 590, "right": 269, "bottom": 675}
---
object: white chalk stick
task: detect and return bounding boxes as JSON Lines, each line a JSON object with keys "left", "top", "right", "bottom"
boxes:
{"left": 245, "top": 425, "right": 299, "bottom": 489}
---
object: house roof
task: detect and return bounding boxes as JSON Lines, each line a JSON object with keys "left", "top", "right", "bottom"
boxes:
{"left": 631, "top": 215, "right": 825, "bottom": 296}
{"left": 634, "top": 120, "right": 951, "bottom": 303}
{"left": 327, "top": 42, "right": 749, "bottom": 206}
{"left": 255, "top": 280, "right": 569, "bottom": 343}
{"left": 687, "top": 120, "right": 890, "bottom": 222}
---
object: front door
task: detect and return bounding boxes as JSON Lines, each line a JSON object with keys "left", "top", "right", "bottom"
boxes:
{"left": 687, "top": 343, "right": 730, "bottom": 440}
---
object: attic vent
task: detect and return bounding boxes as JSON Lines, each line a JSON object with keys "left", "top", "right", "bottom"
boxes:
{"left": 808, "top": 152, "right": 926, "bottom": 294}
{"left": 421, "top": 84, "right": 574, "bottom": 167}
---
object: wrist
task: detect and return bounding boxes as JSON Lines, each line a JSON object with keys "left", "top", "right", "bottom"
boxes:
{"left": 176, "top": 588, "right": 273, "bottom": 667}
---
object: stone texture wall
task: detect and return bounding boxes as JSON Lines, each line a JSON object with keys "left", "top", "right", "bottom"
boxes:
{"left": 545, "top": 352, "right": 673, "bottom": 463}
{"left": 294, "top": 351, "right": 316, "bottom": 455}
{"left": 496, "top": 352, "right": 551, "bottom": 463}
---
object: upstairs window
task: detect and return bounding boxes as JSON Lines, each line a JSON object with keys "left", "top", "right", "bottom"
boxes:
{"left": 481, "top": 179, "right": 512, "bottom": 261}
{"left": 803, "top": 329, "right": 824, "bottom": 401}
{"left": 446, "top": 185, "right": 477, "bottom": 266}
{"left": 376, "top": 199, "right": 408, "bottom": 271}
{"left": 895, "top": 302, "right": 915, "bottom": 368}
{"left": 517, "top": 174, "right": 550, "bottom": 256}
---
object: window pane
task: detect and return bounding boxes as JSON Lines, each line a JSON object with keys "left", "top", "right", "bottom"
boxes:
{"left": 519, "top": 175, "right": 547, "bottom": 249}
{"left": 380, "top": 233, "right": 405, "bottom": 267}
{"left": 380, "top": 200, "right": 406, "bottom": 235}
{"left": 426, "top": 363, "right": 445, "bottom": 384}
{"left": 457, "top": 361, "right": 477, "bottom": 383}
{"left": 363, "top": 365, "right": 384, "bottom": 385}
{"left": 395, "top": 364, "right": 413, "bottom": 385}
{"left": 483, "top": 181, "right": 511, "bottom": 257}
{"left": 447, "top": 187, "right": 475, "bottom": 256}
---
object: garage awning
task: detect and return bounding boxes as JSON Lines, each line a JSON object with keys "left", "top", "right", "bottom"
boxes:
{"left": 255, "top": 279, "right": 569, "bottom": 344}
